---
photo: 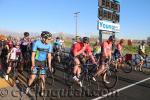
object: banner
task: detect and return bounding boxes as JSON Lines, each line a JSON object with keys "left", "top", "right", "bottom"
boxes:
{"left": 97, "top": 20, "right": 120, "bottom": 33}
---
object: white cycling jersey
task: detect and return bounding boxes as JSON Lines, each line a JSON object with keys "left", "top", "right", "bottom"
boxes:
{"left": 9, "top": 47, "right": 21, "bottom": 60}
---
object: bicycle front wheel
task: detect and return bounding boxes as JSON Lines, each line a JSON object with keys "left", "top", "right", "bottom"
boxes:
{"left": 64, "top": 67, "right": 74, "bottom": 86}
{"left": 46, "top": 72, "right": 54, "bottom": 86}
{"left": 103, "top": 70, "right": 118, "bottom": 89}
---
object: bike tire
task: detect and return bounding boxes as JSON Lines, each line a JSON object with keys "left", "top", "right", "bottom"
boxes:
{"left": 46, "top": 71, "right": 54, "bottom": 86}
{"left": 39, "top": 78, "right": 46, "bottom": 99}
{"left": 64, "top": 67, "right": 74, "bottom": 86}
{"left": 103, "top": 69, "right": 118, "bottom": 89}
{"left": 121, "top": 61, "right": 132, "bottom": 73}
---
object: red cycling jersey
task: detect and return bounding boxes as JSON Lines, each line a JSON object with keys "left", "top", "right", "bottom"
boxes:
{"left": 71, "top": 42, "right": 92, "bottom": 56}
{"left": 101, "top": 41, "right": 112, "bottom": 57}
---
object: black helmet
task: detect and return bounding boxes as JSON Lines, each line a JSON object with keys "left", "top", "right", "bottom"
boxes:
{"left": 41, "top": 31, "right": 52, "bottom": 39}
{"left": 108, "top": 36, "right": 113, "bottom": 41}
{"left": 24, "top": 32, "right": 29, "bottom": 37}
{"left": 82, "top": 37, "right": 89, "bottom": 43}
{"left": 56, "top": 37, "right": 60, "bottom": 40}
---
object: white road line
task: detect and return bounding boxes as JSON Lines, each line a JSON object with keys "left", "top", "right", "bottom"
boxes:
{"left": 92, "top": 77, "right": 150, "bottom": 100}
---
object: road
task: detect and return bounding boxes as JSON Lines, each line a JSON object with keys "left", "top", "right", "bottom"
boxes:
{"left": 8, "top": 62, "right": 149, "bottom": 100}
{"left": 1, "top": 49, "right": 150, "bottom": 100}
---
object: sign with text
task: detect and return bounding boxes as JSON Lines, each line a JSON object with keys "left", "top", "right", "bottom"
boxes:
{"left": 97, "top": 20, "right": 120, "bottom": 32}
{"left": 98, "top": 8, "right": 119, "bottom": 23}
{"left": 98, "top": 0, "right": 120, "bottom": 13}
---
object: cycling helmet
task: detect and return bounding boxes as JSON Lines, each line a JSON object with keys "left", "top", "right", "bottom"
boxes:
{"left": 41, "top": 31, "right": 52, "bottom": 39}
{"left": 82, "top": 37, "right": 90, "bottom": 43}
{"left": 108, "top": 36, "right": 114, "bottom": 41}
{"left": 75, "top": 36, "right": 81, "bottom": 41}
{"left": 56, "top": 37, "right": 60, "bottom": 40}
{"left": 24, "top": 32, "right": 30, "bottom": 37}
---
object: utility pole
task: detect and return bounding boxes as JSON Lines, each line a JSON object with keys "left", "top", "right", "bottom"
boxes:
{"left": 74, "top": 12, "right": 80, "bottom": 36}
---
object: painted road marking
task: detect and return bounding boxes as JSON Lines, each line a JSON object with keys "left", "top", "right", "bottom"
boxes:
{"left": 0, "top": 78, "right": 11, "bottom": 88}
{"left": 0, "top": 73, "right": 27, "bottom": 88}
{"left": 92, "top": 77, "right": 150, "bottom": 100}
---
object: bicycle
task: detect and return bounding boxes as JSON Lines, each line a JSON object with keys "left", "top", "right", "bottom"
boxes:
{"left": 95, "top": 58, "right": 118, "bottom": 89}
{"left": 111, "top": 54, "right": 133, "bottom": 73}
{"left": 29, "top": 67, "right": 54, "bottom": 100}
{"left": 132, "top": 54, "right": 150, "bottom": 75}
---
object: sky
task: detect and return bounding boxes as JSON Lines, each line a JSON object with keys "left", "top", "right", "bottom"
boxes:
{"left": 0, "top": 0, "right": 150, "bottom": 39}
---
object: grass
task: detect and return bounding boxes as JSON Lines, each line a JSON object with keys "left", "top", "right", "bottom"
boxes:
{"left": 64, "top": 40, "right": 150, "bottom": 55}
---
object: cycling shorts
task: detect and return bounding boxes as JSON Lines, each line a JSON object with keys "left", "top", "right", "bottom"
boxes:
{"left": 113, "top": 49, "right": 121, "bottom": 60}
{"left": 31, "top": 67, "right": 47, "bottom": 75}
{"left": 31, "top": 60, "right": 47, "bottom": 75}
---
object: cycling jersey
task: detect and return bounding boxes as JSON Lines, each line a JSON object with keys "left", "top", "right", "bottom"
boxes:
{"left": 93, "top": 46, "right": 101, "bottom": 55}
{"left": 71, "top": 42, "right": 92, "bottom": 56}
{"left": 32, "top": 40, "right": 52, "bottom": 61}
{"left": 138, "top": 45, "right": 145, "bottom": 54}
{"left": 20, "top": 37, "right": 31, "bottom": 46}
{"left": 59, "top": 39, "right": 64, "bottom": 46}
{"left": 9, "top": 47, "right": 21, "bottom": 60}
{"left": 101, "top": 41, "right": 112, "bottom": 57}
{"left": 114, "top": 43, "right": 122, "bottom": 60}
{"left": 20, "top": 37, "right": 31, "bottom": 53}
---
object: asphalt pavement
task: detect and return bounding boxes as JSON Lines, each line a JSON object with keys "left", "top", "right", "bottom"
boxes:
{"left": 0, "top": 60, "right": 150, "bottom": 100}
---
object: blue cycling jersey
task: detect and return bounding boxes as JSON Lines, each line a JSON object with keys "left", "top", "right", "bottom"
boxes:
{"left": 32, "top": 40, "right": 52, "bottom": 61}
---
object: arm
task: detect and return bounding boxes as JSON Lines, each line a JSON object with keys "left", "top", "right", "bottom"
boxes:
{"left": 31, "top": 52, "right": 36, "bottom": 67}
{"left": 47, "top": 53, "right": 52, "bottom": 70}
{"left": 74, "top": 48, "right": 85, "bottom": 57}
{"left": 48, "top": 44, "right": 52, "bottom": 71}
{"left": 87, "top": 46, "right": 96, "bottom": 64}
{"left": 31, "top": 41, "right": 38, "bottom": 68}
{"left": 73, "top": 44, "right": 86, "bottom": 57}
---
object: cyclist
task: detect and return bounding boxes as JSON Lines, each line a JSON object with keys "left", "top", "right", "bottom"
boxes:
{"left": 20, "top": 32, "right": 31, "bottom": 59}
{"left": 53, "top": 37, "right": 63, "bottom": 63}
{"left": 93, "top": 39, "right": 101, "bottom": 59}
{"left": 73, "top": 36, "right": 82, "bottom": 45}
{"left": 59, "top": 36, "right": 65, "bottom": 49}
{"left": 70, "top": 36, "right": 97, "bottom": 87}
{"left": 113, "top": 39, "right": 124, "bottom": 70}
{"left": 6, "top": 36, "right": 14, "bottom": 51}
{"left": 25, "top": 31, "right": 53, "bottom": 96}
{"left": 94, "top": 36, "right": 114, "bottom": 84}
{"left": 135, "top": 41, "right": 146, "bottom": 71}
{"left": 4, "top": 42, "right": 22, "bottom": 83}
{"left": 53, "top": 37, "right": 62, "bottom": 52}
{"left": 20, "top": 32, "right": 31, "bottom": 71}
{"left": 0, "top": 36, "right": 9, "bottom": 75}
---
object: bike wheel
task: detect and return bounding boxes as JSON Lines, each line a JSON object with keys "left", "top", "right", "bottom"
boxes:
{"left": 103, "top": 70, "right": 118, "bottom": 89}
{"left": 80, "top": 73, "right": 92, "bottom": 89}
{"left": 46, "top": 71, "right": 54, "bottom": 86}
{"left": 121, "top": 61, "right": 132, "bottom": 73}
{"left": 39, "top": 78, "right": 46, "bottom": 99}
{"left": 64, "top": 67, "right": 74, "bottom": 86}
